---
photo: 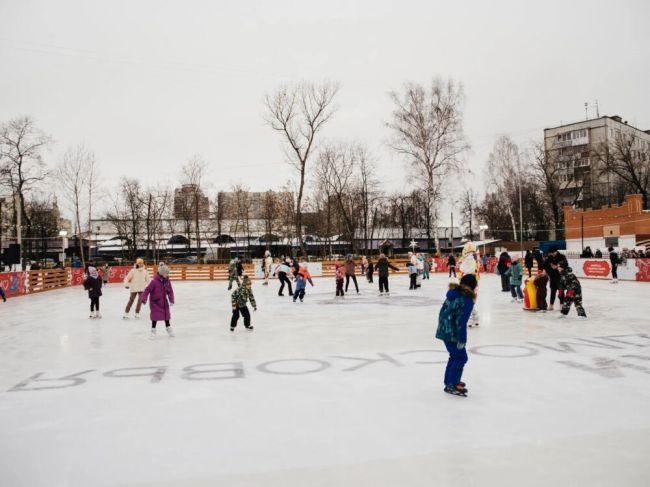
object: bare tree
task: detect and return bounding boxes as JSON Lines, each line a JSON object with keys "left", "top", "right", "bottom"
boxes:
{"left": 357, "top": 145, "right": 380, "bottom": 253}
{"left": 180, "top": 156, "right": 209, "bottom": 258}
{"left": 106, "top": 178, "right": 143, "bottom": 260}
{"left": 261, "top": 190, "right": 279, "bottom": 249}
{"left": 142, "top": 185, "right": 171, "bottom": 262}
{"left": 264, "top": 81, "right": 339, "bottom": 258}
{"left": 86, "top": 155, "right": 100, "bottom": 244}
{"left": 55, "top": 145, "right": 94, "bottom": 268}
{"left": 0, "top": 117, "right": 51, "bottom": 261}
{"left": 459, "top": 188, "right": 478, "bottom": 241}
{"left": 486, "top": 136, "right": 522, "bottom": 242}
{"left": 387, "top": 78, "right": 468, "bottom": 253}
{"left": 595, "top": 133, "right": 650, "bottom": 209}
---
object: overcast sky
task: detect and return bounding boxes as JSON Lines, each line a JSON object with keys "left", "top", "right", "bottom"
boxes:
{"left": 1, "top": 0, "right": 649, "bottom": 225}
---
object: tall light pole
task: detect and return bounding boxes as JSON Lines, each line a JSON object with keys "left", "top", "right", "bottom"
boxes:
{"left": 517, "top": 157, "right": 524, "bottom": 259}
{"left": 479, "top": 224, "right": 488, "bottom": 257}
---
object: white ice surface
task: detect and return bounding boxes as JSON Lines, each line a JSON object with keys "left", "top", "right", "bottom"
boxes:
{"left": 1, "top": 274, "right": 649, "bottom": 487}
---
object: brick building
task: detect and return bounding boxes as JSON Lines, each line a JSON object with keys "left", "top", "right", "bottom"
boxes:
{"left": 563, "top": 194, "right": 650, "bottom": 253}
{"left": 173, "top": 184, "right": 210, "bottom": 219}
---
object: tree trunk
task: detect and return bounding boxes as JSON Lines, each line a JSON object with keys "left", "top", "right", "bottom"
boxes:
{"left": 296, "top": 164, "right": 307, "bottom": 258}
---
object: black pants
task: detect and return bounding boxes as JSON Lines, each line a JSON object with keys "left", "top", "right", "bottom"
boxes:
{"left": 90, "top": 296, "right": 100, "bottom": 311}
{"left": 449, "top": 266, "right": 456, "bottom": 278}
{"left": 549, "top": 279, "right": 564, "bottom": 306}
{"left": 345, "top": 274, "right": 358, "bottom": 293}
{"left": 526, "top": 266, "right": 532, "bottom": 278}
{"left": 278, "top": 272, "right": 293, "bottom": 295}
{"left": 500, "top": 273, "right": 510, "bottom": 292}
{"left": 379, "top": 276, "right": 389, "bottom": 293}
{"left": 0, "top": 286, "right": 6, "bottom": 301}
{"left": 367, "top": 271, "right": 373, "bottom": 283}
{"left": 231, "top": 306, "right": 251, "bottom": 328}
{"left": 336, "top": 281, "right": 344, "bottom": 296}
{"left": 612, "top": 265, "right": 618, "bottom": 279}
{"left": 409, "top": 273, "right": 417, "bottom": 289}
{"left": 152, "top": 320, "right": 170, "bottom": 328}
{"left": 293, "top": 288, "right": 306, "bottom": 301}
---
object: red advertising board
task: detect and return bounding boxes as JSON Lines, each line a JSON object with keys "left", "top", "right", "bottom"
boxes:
{"left": 0, "top": 272, "right": 27, "bottom": 298}
{"left": 109, "top": 266, "right": 131, "bottom": 283}
{"left": 635, "top": 258, "right": 650, "bottom": 282}
{"left": 582, "top": 260, "right": 611, "bottom": 278}
{"left": 69, "top": 268, "right": 85, "bottom": 286}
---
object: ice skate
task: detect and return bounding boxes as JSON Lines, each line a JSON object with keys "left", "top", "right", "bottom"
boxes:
{"left": 150, "top": 328, "right": 156, "bottom": 338}
{"left": 548, "top": 304, "right": 554, "bottom": 310}
{"left": 245, "top": 326, "right": 254, "bottom": 331}
{"left": 510, "top": 298, "right": 517, "bottom": 303}
{"left": 444, "top": 385, "right": 467, "bottom": 397}
{"left": 166, "top": 327, "right": 174, "bottom": 337}
{"left": 134, "top": 313, "right": 140, "bottom": 320}
{"left": 95, "top": 311, "right": 102, "bottom": 319}
{"left": 122, "top": 314, "right": 129, "bottom": 320}
{"left": 89, "top": 314, "right": 95, "bottom": 319}
{"left": 230, "top": 327, "right": 235, "bottom": 332}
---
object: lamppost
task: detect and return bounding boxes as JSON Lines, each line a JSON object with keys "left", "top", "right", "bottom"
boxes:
{"left": 58, "top": 230, "right": 68, "bottom": 265}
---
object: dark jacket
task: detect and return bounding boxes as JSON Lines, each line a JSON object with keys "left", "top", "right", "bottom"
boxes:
{"left": 375, "top": 257, "right": 399, "bottom": 278}
{"left": 448, "top": 255, "right": 456, "bottom": 267}
{"left": 497, "top": 253, "right": 512, "bottom": 275}
{"left": 609, "top": 251, "right": 619, "bottom": 267}
{"left": 231, "top": 286, "right": 256, "bottom": 309}
{"left": 435, "top": 284, "right": 475, "bottom": 344}
{"left": 83, "top": 276, "right": 103, "bottom": 298}
{"left": 544, "top": 252, "right": 567, "bottom": 283}
{"left": 524, "top": 251, "right": 533, "bottom": 268}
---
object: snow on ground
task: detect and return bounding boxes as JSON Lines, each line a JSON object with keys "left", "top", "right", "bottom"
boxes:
{"left": 1, "top": 273, "right": 649, "bottom": 486}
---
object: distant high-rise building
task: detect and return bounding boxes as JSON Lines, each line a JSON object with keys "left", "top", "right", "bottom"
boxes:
{"left": 173, "top": 184, "right": 210, "bottom": 219}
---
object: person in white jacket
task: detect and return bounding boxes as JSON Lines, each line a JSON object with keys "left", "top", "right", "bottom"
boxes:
{"left": 123, "top": 258, "right": 151, "bottom": 319}
{"left": 263, "top": 250, "right": 273, "bottom": 285}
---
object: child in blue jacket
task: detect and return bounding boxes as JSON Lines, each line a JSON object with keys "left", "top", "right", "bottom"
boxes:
{"left": 435, "top": 274, "right": 477, "bottom": 396}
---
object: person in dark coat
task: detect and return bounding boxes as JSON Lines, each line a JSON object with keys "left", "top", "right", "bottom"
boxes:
{"left": 366, "top": 259, "right": 374, "bottom": 283}
{"left": 141, "top": 264, "right": 175, "bottom": 338}
{"left": 524, "top": 250, "right": 534, "bottom": 278}
{"left": 534, "top": 268, "right": 549, "bottom": 311}
{"left": 595, "top": 248, "right": 602, "bottom": 258}
{"left": 447, "top": 254, "right": 457, "bottom": 278}
{"left": 375, "top": 253, "right": 399, "bottom": 296}
{"left": 543, "top": 246, "right": 567, "bottom": 310}
{"left": 435, "top": 274, "right": 477, "bottom": 396}
{"left": 497, "top": 252, "right": 512, "bottom": 292}
{"left": 608, "top": 247, "right": 619, "bottom": 284}
{"left": 83, "top": 266, "right": 103, "bottom": 319}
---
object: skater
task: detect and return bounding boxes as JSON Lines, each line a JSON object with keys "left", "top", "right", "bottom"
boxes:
{"left": 375, "top": 253, "right": 399, "bottom": 296}
{"left": 497, "top": 251, "right": 512, "bottom": 292}
{"left": 361, "top": 255, "right": 368, "bottom": 277}
{"left": 558, "top": 262, "right": 587, "bottom": 318}
{"left": 408, "top": 260, "right": 418, "bottom": 290}
{"left": 435, "top": 274, "right": 478, "bottom": 397}
{"left": 447, "top": 254, "right": 456, "bottom": 278}
{"left": 415, "top": 253, "right": 424, "bottom": 287}
{"left": 335, "top": 264, "right": 345, "bottom": 297}
{"left": 505, "top": 259, "right": 524, "bottom": 302}
{"left": 459, "top": 242, "right": 481, "bottom": 327}
{"left": 534, "top": 268, "right": 549, "bottom": 311}
{"left": 230, "top": 276, "right": 257, "bottom": 331}
{"left": 0, "top": 285, "right": 6, "bottom": 302}
{"left": 544, "top": 246, "right": 567, "bottom": 310}
{"left": 102, "top": 263, "right": 109, "bottom": 287}
{"left": 83, "top": 266, "right": 103, "bottom": 319}
{"left": 366, "top": 258, "right": 374, "bottom": 283}
{"left": 344, "top": 255, "right": 359, "bottom": 294}
{"left": 274, "top": 259, "right": 293, "bottom": 296}
{"left": 122, "top": 258, "right": 150, "bottom": 319}
{"left": 293, "top": 264, "right": 314, "bottom": 302}
{"left": 227, "top": 257, "right": 242, "bottom": 290}
{"left": 141, "top": 264, "right": 175, "bottom": 337}
{"left": 524, "top": 250, "right": 534, "bottom": 278}
{"left": 609, "top": 247, "right": 619, "bottom": 284}
{"left": 422, "top": 254, "right": 430, "bottom": 280}
{"left": 263, "top": 250, "right": 273, "bottom": 285}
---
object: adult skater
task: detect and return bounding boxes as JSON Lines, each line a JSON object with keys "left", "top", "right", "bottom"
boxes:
{"left": 544, "top": 246, "right": 567, "bottom": 310}
{"left": 122, "top": 258, "right": 150, "bottom": 319}
{"left": 375, "top": 253, "right": 399, "bottom": 296}
{"left": 458, "top": 242, "right": 480, "bottom": 327}
{"left": 274, "top": 259, "right": 293, "bottom": 296}
{"left": 558, "top": 262, "right": 587, "bottom": 318}
{"left": 83, "top": 266, "right": 103, "bottom": 319}
{"left": 361, "top": 255, "right": 368, "bottom": 277}
{"left": 608, "top": 247, "right": 619, "bottom": 284}
{"left": 344, "top": 255, "right": 359, "bottom": 294}
{"left": 141, "top": 264, "right": 175, "bottom": 338}
{"left": 230, "top": 276, "right": 257, "bottom": 331}
{"left": 447, "top": 253, "right": 457, "bottom": 278}
{"left": 227, "top": 257, "right": 242, "bottom": 290}
{"left": 497, "top": 251, "right": 512, "bottom": 292}
{"left": 435, "top": 273, "right": 478, "bottom": 397}
{"left": 263, "top": 250, "right": 273, "bottom": 285}
{"left": 524, "top": 250, "right": 534, "bottom": 278}
{"left": 422, "top": 254, "right": 430, "bottom": 280}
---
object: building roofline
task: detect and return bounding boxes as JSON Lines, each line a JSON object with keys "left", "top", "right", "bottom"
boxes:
{"left": 543, "top": 115, "right": 649, "bottom": 135}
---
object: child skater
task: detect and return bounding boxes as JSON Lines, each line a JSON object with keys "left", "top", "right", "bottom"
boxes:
{"left": 293, "top": 264, "right": 314, "bottom": 302}
{"left": 408, "top": 260, "right": 418, "bottom": 290}
{"left": 335, "top": 263, "right": 345, "bottom": 298}
{"left": 558, "top": 262, "right": 587, "bottom": 318}
{"left": 141, "top": 264, "right": 175, "bottom": 338}
{"left": 435, "top": 274, "right": 477, "bottom": 397}
{"left": 366, "top": 259, "right": 374, "bottom": 284}
{"left": 534, "top": 268, "right": 549, "bottom": 311}
{"left": 230, "top": 276, "right": 257, "bottom": 331}
{"left": 83, "top": 266, "right": 103, "bottom": 319}
{"left": 505, "top": 259, "right": 524, "bottom": 303}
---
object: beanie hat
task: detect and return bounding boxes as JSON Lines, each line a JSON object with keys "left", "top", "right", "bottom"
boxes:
{"left": 136, "top": 258, "right": 145, "bottom": 267}
{"left": 158, "top": 264, "right": 170, "bottom": 277}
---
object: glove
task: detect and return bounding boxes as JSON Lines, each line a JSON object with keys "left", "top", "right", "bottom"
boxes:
{"left": 456, "top": 342, "right": 466, "bottom": 350}
{"left": 566, "top": 289, "right": 575, "bottom": 298}
{"left": 558, "top": 289, "right": 565, "bottom": 299}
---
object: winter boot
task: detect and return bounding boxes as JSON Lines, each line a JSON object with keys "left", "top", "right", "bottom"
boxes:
{"left": 166, "top": 326, "right": 175, "bottom": 337}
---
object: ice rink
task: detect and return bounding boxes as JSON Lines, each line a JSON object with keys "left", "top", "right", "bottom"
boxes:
{"left": 1, "top": 272, "right": 649, "bottom": 486}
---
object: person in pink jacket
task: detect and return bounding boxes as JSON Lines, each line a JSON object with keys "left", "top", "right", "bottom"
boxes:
{"left": 141, "top": 264, "right": 175, "bottom": 338}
